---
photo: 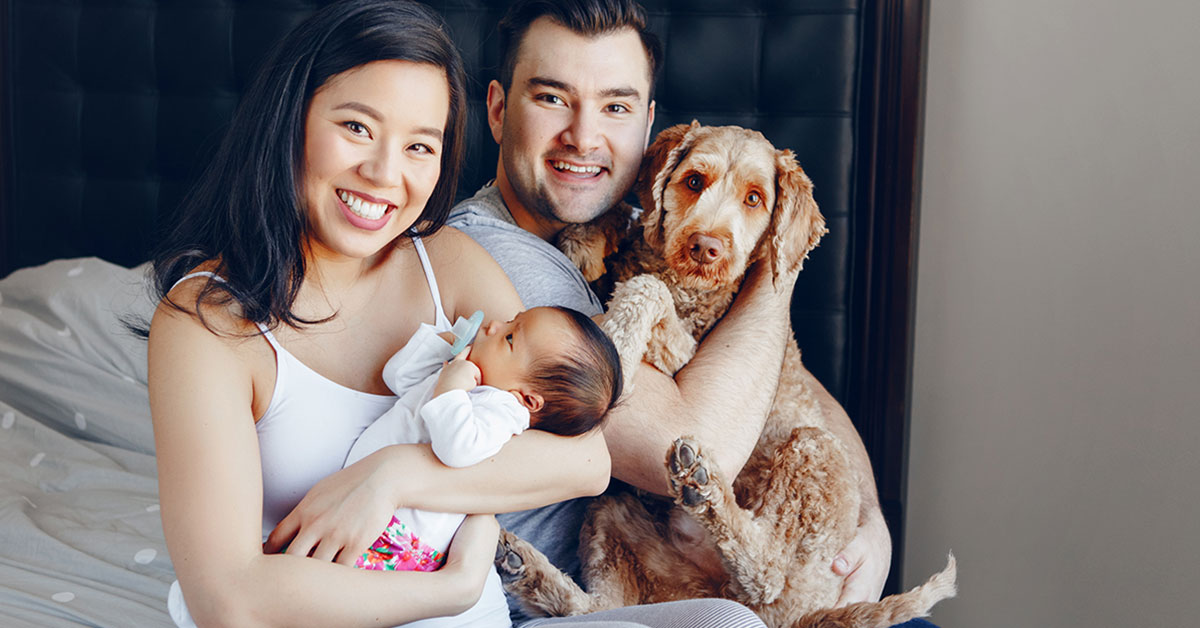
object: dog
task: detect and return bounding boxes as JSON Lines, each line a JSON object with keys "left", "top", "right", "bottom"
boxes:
{"left": 495, "top": 122, "right": 957, "bottom": 628}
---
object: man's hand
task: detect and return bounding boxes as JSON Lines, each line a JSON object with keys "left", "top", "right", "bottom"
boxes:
{"left": 832, "top": 509, "right": 892, "bottom": 606}
{"left": 263, "top": 447, "right": 400, "bottom": 566}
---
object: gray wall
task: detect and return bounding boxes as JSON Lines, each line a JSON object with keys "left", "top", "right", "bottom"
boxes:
{"left": 904, "top": 1, "right": 1200, "bottom": 625}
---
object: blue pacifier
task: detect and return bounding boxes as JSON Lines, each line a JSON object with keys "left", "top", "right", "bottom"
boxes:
{"left": 449, "top": 310, "right": 485, "bottom": 356}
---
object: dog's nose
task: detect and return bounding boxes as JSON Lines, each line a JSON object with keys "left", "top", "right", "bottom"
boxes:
{"left": 688, "top": 233, "right": 725, "bottom": 265}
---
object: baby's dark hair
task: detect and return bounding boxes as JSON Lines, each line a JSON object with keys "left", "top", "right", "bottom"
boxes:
{"left": 528, "top": 307, "right": 623, "bottom": 437}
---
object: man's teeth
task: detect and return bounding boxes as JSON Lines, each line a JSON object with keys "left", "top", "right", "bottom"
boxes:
{"left": 551, "top": 161, "right": 602, "bottom": 175}
{"left": 339, "top": 190, "right": 388, "bottom": 220}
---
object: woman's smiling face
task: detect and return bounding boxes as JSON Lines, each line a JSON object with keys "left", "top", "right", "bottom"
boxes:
{"left": 301, "top": 60, "right": 450, "bottom": 262}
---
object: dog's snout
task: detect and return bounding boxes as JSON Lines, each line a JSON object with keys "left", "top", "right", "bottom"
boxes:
{"left": 687, "top": 233, "right": 725, "bottom": 265}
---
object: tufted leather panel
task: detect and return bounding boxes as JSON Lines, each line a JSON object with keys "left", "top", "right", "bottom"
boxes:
{"left": 1, "top": 0, "right": 863, "bottom": 405}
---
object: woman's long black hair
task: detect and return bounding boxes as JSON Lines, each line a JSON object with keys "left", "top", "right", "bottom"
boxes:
{"left": 148, "top": 0, "right": 467, "bottom": 333}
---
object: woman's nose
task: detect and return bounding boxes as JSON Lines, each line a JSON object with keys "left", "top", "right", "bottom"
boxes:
{"left": 359, "top": 141, "right": 404, "bottom": 187}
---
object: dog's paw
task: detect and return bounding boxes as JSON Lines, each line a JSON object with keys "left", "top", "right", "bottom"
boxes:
{"left": 494, "top": 529, "right": 528, "bottom": 583}
{"left": 667, "top": 437, "right": 718, "bottom": 510}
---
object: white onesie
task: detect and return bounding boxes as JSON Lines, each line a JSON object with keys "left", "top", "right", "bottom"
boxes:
{"left": 343, "top": 323, "right": 529, "bottom": 628}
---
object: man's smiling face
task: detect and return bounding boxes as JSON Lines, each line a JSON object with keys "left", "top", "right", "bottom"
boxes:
{"left": 488, "top": 17, "right": 656, "bottom": 239}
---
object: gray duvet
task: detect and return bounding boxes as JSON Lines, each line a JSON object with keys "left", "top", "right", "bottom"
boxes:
{"left": 1, "top": 258, "right": 174, "bottom": 626}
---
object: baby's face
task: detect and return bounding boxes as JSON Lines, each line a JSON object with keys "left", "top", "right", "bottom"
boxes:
{"left": 468, "top": 307, "right": 576, "bottom": 391}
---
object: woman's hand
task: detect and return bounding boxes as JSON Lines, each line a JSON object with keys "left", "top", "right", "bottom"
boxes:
{"left": 264, "top": 447, "right": 400, "bottom": 566}
{"left": 439, "top": 514, "right": 500, "bottom": 606}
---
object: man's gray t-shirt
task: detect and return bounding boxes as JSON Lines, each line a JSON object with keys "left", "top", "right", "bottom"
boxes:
{"left": 448, "top": 184, "right": 602, "bottom": 623}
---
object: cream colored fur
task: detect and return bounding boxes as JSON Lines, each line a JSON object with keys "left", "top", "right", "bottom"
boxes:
{"left": 497, "top": 122, "right": 956, "bottom": 627}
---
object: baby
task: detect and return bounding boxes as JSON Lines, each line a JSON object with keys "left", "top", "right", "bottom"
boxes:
{"left": 343, "top": 305, "right": 622, "bottom": 621}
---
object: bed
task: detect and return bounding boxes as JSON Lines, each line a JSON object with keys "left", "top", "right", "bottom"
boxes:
{"left": 0, "top": 1, "right": 929, "bottom": 625}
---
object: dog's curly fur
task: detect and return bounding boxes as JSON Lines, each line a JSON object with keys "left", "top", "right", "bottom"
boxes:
{"left": 497, "top": 122, "right": 956, "bottom": 627}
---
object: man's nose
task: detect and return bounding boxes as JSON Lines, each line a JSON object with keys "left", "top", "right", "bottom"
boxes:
{"left": 560, "top": 109, "right": 602, "bottom": 154}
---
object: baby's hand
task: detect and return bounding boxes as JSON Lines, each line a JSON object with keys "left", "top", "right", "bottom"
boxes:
{"left": 434, "top": 351, "right": 481, "bottom": 397}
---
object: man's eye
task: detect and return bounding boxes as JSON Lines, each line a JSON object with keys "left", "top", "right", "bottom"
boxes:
{"left": 606, "top": 103, "right": 631, "bottom": 114}
{"left": 537, "top": 94, "right": 565, "bottom": 106}
{"left": 685, "top": 174, "right": 705, "bottom": 191}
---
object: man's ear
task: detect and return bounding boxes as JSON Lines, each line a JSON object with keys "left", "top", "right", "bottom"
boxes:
{"left": 515, "top": 389, "right": 544, "bottom": 413}
{"left": 643, "top": 100, "right": 657, "bottom": 149}
{"left": 486, "top": 79, "right": 506, "bottom": 144}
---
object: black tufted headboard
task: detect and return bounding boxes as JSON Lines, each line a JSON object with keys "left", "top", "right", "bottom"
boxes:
{"left": 0, "top": 0, "right": 928, "bottom": 592}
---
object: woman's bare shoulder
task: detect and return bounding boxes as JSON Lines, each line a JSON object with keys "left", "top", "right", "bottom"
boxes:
{"left": 151, "top": 262, "right": 261, "bottom": 347}
{"left": 419, "top": 228, "right": 522, "bottom": 319}
{"left": 420, "top": 226, "right": 492, "bottom": 265}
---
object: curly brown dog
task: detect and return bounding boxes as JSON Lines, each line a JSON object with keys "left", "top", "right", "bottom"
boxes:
{"left": 495, "top": 122, "right": 956, "bottom": 628}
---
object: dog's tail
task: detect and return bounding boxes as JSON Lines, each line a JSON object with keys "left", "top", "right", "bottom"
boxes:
{"left": 790, "top": 553, "right": 957, "bottom": 628}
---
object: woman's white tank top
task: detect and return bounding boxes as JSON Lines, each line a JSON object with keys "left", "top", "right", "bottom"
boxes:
{"left": 170, "top": 237, "right": 453, "bottom": 538}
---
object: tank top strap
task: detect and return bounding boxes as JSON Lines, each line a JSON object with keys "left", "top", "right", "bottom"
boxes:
{"left": 167, "top": 270, "right": 286, "bottom": 352}
{"left": 411, "top": 236, "right": 453, "bottom": 331}
{"left": 168, "top": 270, "right": 222, "bottom": 292}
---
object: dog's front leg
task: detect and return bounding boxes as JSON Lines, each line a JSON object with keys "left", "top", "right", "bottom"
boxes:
{"left": 666, "top": 437, "right": 787, "bottom": 608}
{"left": 495, "top": 530, "right": 596, "bottom": 617}
{"left": 602, "top": 274, "right": 696, "bottom": 393}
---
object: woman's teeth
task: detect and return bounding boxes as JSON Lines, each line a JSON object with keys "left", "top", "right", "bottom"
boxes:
{"left": 339, "top": 190, "right": 388, "bottom": 220}
{"left": 551, "top": 161, "right": 602, "bottom": 175}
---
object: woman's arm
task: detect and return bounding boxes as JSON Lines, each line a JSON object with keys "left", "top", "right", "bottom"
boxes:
{"left": 149, "top": 300, "right": 495, "bottom": 628}
{"left": 265, "top": 228, "right": 612, "bottom": 566}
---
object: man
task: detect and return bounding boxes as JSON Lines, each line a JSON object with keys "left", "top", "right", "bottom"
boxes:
{"left": 448, "top": 0, "right": 894, "bottom": 623}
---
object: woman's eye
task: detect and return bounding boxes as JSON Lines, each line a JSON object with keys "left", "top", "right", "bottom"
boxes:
{"left": 745, "top": 191, "right": 762, "bottom": 207}
{"left": 410, "top": 143, "right": 436, "bottom": 155}
{"left": 685, "top": 174, "right": 705, "bottom": 191}
{"left": 343, "top": 121, "right": 369, "bottom": 137}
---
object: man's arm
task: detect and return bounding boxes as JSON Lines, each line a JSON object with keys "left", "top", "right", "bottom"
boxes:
{"left": 601, "top": 261, "right": 892, "bottom": 605}
{"left": 601, "top": 262, "right": 792, "bottom": 494}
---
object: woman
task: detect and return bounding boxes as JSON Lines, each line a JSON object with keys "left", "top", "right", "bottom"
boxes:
{"left": 148, "top": 2, "right": 607, "bottom": 625}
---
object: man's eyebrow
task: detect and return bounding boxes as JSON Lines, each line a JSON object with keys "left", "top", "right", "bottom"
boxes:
{"left": 527, "top": 76, "right": 574, "bottom": 95}
{"left": 598, "top": 86, "right": 643, "bottom": 102}
{"left": 527, "top": 77, "right": 643, "bottom": 102}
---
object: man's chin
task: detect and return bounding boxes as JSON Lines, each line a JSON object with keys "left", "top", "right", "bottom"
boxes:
{"left": 538, "top": 194, "right": 618, "bottom": 225}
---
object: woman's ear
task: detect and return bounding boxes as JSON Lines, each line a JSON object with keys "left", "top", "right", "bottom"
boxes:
{"left": 515, "top": 389, "right": 545, "bottom": 413}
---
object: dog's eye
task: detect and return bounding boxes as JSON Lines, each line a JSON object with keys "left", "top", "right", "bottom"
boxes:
{"left": 745, "top": 191, "right": 762, "bottom": 207}
{"left": 685, "top": 174, "right": 705, "bottom": 191}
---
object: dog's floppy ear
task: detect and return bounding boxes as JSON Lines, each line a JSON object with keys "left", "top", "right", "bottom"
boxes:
{"left": 760, "top": 149, "right": 828, "bottom": 285}
{"left": 634, "top": 121, "right": 703, "bottom": 251}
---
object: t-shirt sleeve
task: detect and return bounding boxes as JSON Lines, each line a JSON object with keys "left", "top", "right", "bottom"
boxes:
{"left": 451, "top": 216, "right": 604, "bottom": 317}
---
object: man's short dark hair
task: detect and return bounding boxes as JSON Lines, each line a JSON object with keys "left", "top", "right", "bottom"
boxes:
{"left": 497, "top": 0, "right": 662, "bottom": 100}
